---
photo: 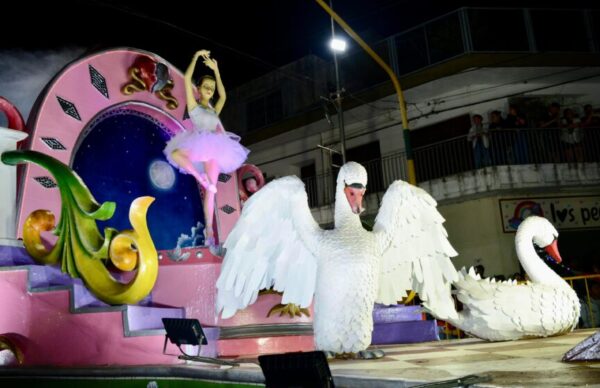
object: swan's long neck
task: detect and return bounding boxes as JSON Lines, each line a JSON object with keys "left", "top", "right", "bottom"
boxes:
{"left": 515, "top": 228, "right": 565, "bottom": 285}
{"left": 334, "top": 181, "right": 362, "bottom": 229}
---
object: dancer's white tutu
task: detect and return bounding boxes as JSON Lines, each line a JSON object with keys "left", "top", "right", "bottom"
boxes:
{"left": 164, "top": 105, "right": 249, "bottom": 174}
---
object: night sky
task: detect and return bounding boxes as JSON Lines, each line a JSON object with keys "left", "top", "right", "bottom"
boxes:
{"left": 1, "top": 0, "right": 596, "bottom": 251}
{"left": 5, "top": 0, "right": 593, "bottom": 89}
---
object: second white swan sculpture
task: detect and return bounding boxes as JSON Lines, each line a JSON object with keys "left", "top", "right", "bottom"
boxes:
{"left": 438, "top": 216, "right": 580, "bottom": 341}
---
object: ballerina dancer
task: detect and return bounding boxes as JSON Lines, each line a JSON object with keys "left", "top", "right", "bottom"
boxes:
{"left": 164, "top": 50, "right": 249, "bottom": 252}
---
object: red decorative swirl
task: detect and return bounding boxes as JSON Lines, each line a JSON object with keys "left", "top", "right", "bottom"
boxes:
{"left": 0, "top": 97, "right": 26, "bottom": 131}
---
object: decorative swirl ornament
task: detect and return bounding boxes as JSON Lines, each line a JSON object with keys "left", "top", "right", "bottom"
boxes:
{"left": 1, "top": 150, "right": 158, "bottom": 305}
{"left": 121, "top": 56, "right": 179, "bottom": 110}
{"left": 156, "top": 79, "right": 178, "bottom": 110}
{"left": 121, "top": 67, "right": 147, "bottom": 95}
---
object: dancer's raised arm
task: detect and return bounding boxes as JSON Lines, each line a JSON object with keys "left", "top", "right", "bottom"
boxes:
{"left": 202, "top": 55, "right": 226, "bottom": 114}
{"left": 184, "top": 49, "right": 210, "bottom": 112}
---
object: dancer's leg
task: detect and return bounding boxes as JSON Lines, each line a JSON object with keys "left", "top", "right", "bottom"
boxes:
{"left": 202, "top": 160, "right": 220, "bottom": 244}
{"left": 170, "top": 149, "right": 211, "bottom": 188}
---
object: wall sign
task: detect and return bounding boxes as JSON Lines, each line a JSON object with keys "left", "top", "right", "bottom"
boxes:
{"left": 499, "top": 196, "right": 600, "bottom": 232}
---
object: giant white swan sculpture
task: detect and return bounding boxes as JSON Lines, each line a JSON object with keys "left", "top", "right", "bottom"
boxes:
{"left": 216, "top": 162, "right": 459, "bottom": 357}
{"left": 439, "top": 216, "right": 580, "bottom": 341}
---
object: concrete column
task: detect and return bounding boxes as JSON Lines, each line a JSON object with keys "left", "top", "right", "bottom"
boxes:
{"left": 0, "top": 127, "right": 28, "bottom": 244}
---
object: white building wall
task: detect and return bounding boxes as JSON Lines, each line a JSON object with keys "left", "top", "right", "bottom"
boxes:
{"left": 248, "top": 66, "right": 600, "bottom": 178}
{"left": 440, "top": 196, "right": 518, "bottom": 278}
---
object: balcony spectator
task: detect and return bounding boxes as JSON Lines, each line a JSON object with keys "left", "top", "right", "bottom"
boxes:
{"left": 467, "top": 114, "right": 491, "bottom": 169}
{"left": 581, "top": 104, "right": 600, "bottom": 127}
{"left": 560, "top": 108, "right": 583, "bottom": 164}
{"left": 539, "top": 102, "right": 561, "bottom": 129}
{"left": 488, "top": 110, "right": 506, "bottom": 165}
{"left": 504, "top": 104, "right": 529, "bottom": 164}
{"left": 538, "top": 102, "right": 562, "bottom": 163}
{"left": 580, "top": 104, "right": 600, "bottom": 162}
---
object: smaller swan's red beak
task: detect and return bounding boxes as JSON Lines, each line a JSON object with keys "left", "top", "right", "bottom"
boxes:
{"left": 544, "top": 239, "right": 562, "bottom": 264}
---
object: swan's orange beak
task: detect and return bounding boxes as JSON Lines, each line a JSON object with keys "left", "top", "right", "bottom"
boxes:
{"left": 344, "top": 186, "right": 365, "bottom": 214}
{"left": 544, "top": 239, "right": 562, "bottom": 264}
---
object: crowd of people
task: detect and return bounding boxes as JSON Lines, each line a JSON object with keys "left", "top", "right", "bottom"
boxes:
{"left": 468, "top": 102, "right": 600, "bottom": 168}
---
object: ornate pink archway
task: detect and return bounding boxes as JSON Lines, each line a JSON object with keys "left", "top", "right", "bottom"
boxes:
{"left": 16, "top": 48, "right": 242, "bottom": 250}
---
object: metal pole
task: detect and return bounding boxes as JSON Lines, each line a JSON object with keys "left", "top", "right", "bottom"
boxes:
{"left": 315, "top": 0, "right": 417, "bottom": 185}
{"left": 329, "top": 0, "right": 346, "bottom": 164}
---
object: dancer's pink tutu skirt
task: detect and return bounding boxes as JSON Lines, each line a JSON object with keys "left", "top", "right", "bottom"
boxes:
{"left": 164, "top": 129, "right": 250, "bottom": 174}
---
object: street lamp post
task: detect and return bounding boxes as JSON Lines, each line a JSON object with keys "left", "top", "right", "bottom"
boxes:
{"left": 315, "top": 0, "right": 417, "bottom": 185}
{"left": 329, "top": 0, "right": 346, "bottom": 164}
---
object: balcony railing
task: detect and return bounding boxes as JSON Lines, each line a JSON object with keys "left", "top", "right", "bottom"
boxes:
{"left": 302, "top": 127, "right": 600, "bottom": 208}
{"left": 414, "top": 127, "right": 600, "bottom": 182}
{"left": 565, "top": 274, "right": 600, "bottom": 329}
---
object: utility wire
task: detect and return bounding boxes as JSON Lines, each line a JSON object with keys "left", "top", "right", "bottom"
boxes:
{"left": 373, "top": 66, "right": 588, "bottom": 109}
{"left": 435, "top": 67, "right": 586, "bottom": 103}
{"left": 408, "top": 72, "right": 600, "bottom": 121}
{"left": 343, "top": 65, "right": 584, "bottom": 116}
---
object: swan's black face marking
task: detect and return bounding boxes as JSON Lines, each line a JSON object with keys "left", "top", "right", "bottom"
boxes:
{"left": 544, "top": 239, "right": 562, "bottom": 264}
{"left": 345, "top": 182, "right": 365, "bottom": 190}
{"left": 534, "top": 238, "right": 562, "bottom": 264}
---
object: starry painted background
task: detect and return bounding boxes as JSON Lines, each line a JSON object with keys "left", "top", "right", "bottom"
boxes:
{"left": 72, "top": 109, "right": 205, "bottom": 250}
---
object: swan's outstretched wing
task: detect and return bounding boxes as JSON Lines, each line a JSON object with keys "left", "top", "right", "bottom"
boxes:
{"left": 216, "top": 176, "right": 323, "bottom": 319}
{"left": 373, "top": 180, "right": 459, "bottom": 320}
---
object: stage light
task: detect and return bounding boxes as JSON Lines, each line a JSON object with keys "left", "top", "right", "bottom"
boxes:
{"left": 161, "top": 318, "right": 238, "bottom": 367}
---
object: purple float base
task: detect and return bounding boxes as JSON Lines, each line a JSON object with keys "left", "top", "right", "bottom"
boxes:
{"left": 372, "top": 304, "right": 424, "bottom": 323}
{"left": 371, "top": 320, "right": 439, "bottom": 344}
{"left": 0, "top": 245, "right": 34, "bottom": 266}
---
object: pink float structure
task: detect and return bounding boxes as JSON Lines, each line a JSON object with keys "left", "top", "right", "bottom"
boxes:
{"left": 0, "top": 48, "right": 314, "bottom": 366}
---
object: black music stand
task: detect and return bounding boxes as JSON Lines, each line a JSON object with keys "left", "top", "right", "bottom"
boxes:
{"left": 161, "top": 318, "right": 238, "bottom": 367}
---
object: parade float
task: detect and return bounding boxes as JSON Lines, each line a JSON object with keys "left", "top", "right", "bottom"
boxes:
{"left": 0, "top": 48, "right": 440, "bottom": 367}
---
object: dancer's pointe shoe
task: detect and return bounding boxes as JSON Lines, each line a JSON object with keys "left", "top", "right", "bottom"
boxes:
{"left": 204, "top": 236, "right": 216, "bottom": 248}
{"left": 208, "top": 240, "right": 223, "bottom": 256}
{"left": 204, "top": 235, "right": 223, "bottom": 256}
{"left": 203, "top": 228, "right": 223, "bottom": 256}
{"left": 204, "top": 227, "right": 215, "bottom": 247}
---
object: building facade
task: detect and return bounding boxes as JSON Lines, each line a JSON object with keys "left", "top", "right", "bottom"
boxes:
{"left": 222, "top": 7, "right": 600, "bottom": 280}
